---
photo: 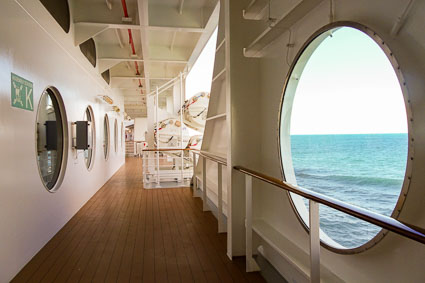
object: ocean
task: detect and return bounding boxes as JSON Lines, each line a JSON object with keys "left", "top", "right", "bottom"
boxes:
{"left": 290, "top": 133, "right": 408, "bottom": 248}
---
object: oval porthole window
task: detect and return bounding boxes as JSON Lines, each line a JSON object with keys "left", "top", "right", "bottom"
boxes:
{"left": 114, "top": 119, "right": 118, "bottom": 153}
{"left": 121, "top": 122, "right": 124, "bottom": 150}
{"left": 84, "top": 106, "right": 95, "bottom": 169}
{"left": 103, "top": 114, "right": 109, "bottom": 160}
{"left": 36, "top": 87, "right": 68, "bottom": 191}
{"left": 279, "top": 24, "right": 409, "bottom": 252}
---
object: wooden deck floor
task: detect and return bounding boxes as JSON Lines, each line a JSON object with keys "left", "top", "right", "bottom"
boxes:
{"left": 12, "top": 158, "right": 265, "bottom": 283}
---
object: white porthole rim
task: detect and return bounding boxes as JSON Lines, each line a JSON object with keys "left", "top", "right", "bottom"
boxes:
{"left": 114, "top": 119, "right": 118, "bottom": 153}
{"left": 84, "top": 105, "right": 96, "bottom": 171}
{"left": 104, "top": 114, "right": 110, "bottom": 161}
{"left": 35, "top": 86, "right": 69, "bottom": 193}
{"left": 276, "top": 21, "right": 414, "bottom": 254}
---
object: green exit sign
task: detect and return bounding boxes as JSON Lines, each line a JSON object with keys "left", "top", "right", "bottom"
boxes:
{"left": 11, "top": 73, "right": 33, "bottom": 111}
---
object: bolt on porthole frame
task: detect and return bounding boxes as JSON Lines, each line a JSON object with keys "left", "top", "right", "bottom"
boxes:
{"left": 103, "top": 114, "right": 110, "bottom": 160}
{"left": 35, "top": 87, "right": 68, "bottom": 192}
{"left": 277, "top": 21, "right": 414, "bottom": 254}
{"left": 83, "top": 106, "right": 96, "bottom": 170}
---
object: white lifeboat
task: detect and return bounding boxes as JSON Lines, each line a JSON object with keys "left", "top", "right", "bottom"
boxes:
{"left": 153, "top": 117, "right": 190, "bottom": 148}
{"left": 180, "top": 92, "right": 210, "bottom": 132}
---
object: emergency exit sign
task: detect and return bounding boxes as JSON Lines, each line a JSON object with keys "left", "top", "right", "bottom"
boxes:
{"left": 11, "top": 73, "right": 33, "bottom": 111}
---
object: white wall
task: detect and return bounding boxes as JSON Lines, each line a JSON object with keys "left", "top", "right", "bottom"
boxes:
{"left": 0, "top": 1, "right": 125, "bottom": 281}
{"left": 134, "top": 117, "right": 147, "bottom": 141}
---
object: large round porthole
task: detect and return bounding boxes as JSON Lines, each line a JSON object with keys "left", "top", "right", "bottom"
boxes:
{"left": 114, "top": 119, "right": 118, "bottom": 153}
{"left": 103, "top": 114, "right": 110, "bottom": 160}
{"left": 279, "top": 23, "right": 411, "bottom": 253}
{"left": 36, "top": 87, "right": 68, "bottom": 192}
{"left": 84, "top": 106, "right": 95, "bottom": 169}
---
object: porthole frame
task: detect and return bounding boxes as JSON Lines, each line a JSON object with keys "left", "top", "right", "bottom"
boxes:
{"left": 277, "top": 21, "right": 414, "bottom": 254}
{"left": 103, "top": 114, "right": 110, "bottom": 161}
{"left": 121, "top": 122, "right": 124, "bottom": 151}
{"left": 114, "top": 119, "right": 118, "bottom": 153}
{"left": 35, "top": 86, "right": 68, "bottom": 193}
{"left": 83, "top": 105, "right": 96, "bottom": 171}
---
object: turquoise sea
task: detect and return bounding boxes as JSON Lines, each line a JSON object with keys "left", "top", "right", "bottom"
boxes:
{"left": 290, "top": 134, "right": 408, "bottom": 248}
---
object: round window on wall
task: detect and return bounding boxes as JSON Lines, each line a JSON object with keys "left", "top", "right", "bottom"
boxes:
{"left": 103, "top": 114, "right": 109, "bottom": 160}
{"left": 121, "top": 122, "right": 124, "bottom": 150}
{"left": 84, "top": 106, "right": 95, "bottom": 169}
{"left": 279, "top": 23, "right": 410, "bottom": 252}
{"left": 36, "top": 87, "right": 68, "bottom": 191}
{"left": 114, "top": 119, "right": 118, "bottom": 153}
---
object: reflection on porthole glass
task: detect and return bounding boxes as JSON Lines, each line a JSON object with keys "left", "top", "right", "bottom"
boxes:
{"left": 84, "top": 106, "right": 95, "bottom": 169}
{"left": 36, "top": 88, "right": 66, "bottom": 191}
{"left": 103, "top": 114, "right": 109, "bottom": 160}
{"left": 280, "top": 26, "right": 408, "bottom": 250}
{"left": 114, "top": 119, "right": 118, "bottom": 153}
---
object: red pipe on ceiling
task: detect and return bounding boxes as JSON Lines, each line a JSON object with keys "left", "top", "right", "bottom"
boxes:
{"left": 121, "top": 0, "right": 143, "bottom": 91}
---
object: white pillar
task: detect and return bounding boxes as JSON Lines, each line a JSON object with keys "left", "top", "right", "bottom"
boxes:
{"left": 218, "top": 163, "right": 225, "bottom": 233}
{"left": 180, "top": 73, "right": 184, "bottom": 183}
{"left": 202, "top": 157, "right": 209, "bottom": 211}
{"left": 309, "top": 200, "right": 320, "bottom": 283}
{"left": 192, "top": 151, "right": 197, "bottom": 197}
{"left": 245, "top": 175, "right": 260, "bottom": 272}
{"left": 156, "top": 86, "right": 160, "bottom": 186}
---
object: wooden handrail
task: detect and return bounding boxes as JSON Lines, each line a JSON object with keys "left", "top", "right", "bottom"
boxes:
{"left": 234, "top": 165, "right": 425, "bottom": 245}
{"left": 140, "top": 149, "right": 425, "bottom": 245}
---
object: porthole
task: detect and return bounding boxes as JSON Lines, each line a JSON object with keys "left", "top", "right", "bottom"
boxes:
{"left": 103, "top": 114, "right": 110, "bottom": 160}
{"left": 114, "top": 119, "right": 118, "bottom": 153}
{"left": 121, "top": 122, "right": 124, "bottom": 150}
{"left": 83, "top": 106, "right": 95, "bottom": 169}
{"left": 279, "top": 22, "right": 411, "bottom": 253}
{"left": 36, "top": 87, "right": 68, "bottom": 192}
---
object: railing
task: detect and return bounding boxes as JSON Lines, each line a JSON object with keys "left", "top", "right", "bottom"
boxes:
{"left": 234, "top": 165, "right": 425, "bottom": 281}
{"left": 141, "top": 149, "right": 425, "bottom": 282}
{"left": 191, "top": 150, "right": 227, "bottom": 233}
{"left": 142, "top": 148, "right": 193, "bottom": 186}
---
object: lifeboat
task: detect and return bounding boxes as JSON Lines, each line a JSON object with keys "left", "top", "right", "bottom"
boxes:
{"left": 180, "top": 92, "right": 210, "bottom": 132}
{"left": 153, "top": 117, "right": 190, "bottom": 148}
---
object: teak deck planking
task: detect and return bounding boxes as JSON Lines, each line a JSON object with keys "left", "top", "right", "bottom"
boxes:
{"left": 12, "top": 158, "right": 265, "bottom": 283}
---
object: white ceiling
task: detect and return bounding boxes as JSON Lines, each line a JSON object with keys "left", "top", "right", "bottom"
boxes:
{"left": 71, "top": 0, "right": 219, "bottom": 118}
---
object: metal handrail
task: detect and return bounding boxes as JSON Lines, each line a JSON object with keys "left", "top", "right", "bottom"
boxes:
{"left": 147, "top": 73, "right": 186, "bottom": 97}
{"left": 142, "top": 148, "right": 191, "bottom": 152}
{"left": 191, "top": 150, "right": 227, "bottom": 166}
{"left": 234, "top": 165, "right": 425, "bottom": 245}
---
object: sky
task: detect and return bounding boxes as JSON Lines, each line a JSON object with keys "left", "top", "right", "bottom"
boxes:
{"left": 185, "top": 28, "right": 218, "bottom": 100}
{"left": 184, "top": 28, "right": 217, "bottom": 136}
{"left": 290, "top": 27, "right": 408, "bottom": 135}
